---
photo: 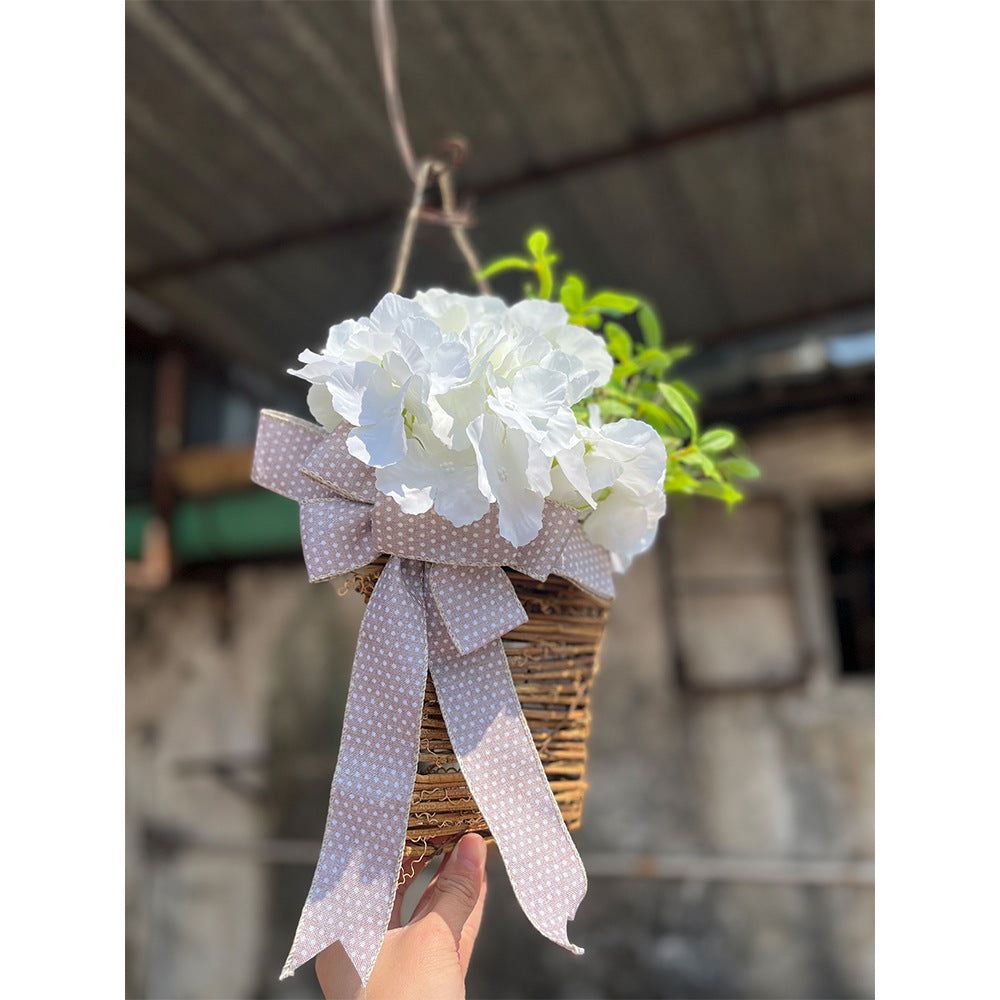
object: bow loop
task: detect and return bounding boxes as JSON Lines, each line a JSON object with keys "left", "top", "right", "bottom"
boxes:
{"left": 556, "top": 525, "right": 616, "bottom": 602}
{"left": 252, "top": 410, "right": 331, "bottom": 503}
{"left": 301, "top": 425, "right": 379, "bottom": 503}
{"left": 428, "top": 564, "right": 528, "bottom": 655}
{"left": 299, "top": 499, "right": 379, "bottom": 583}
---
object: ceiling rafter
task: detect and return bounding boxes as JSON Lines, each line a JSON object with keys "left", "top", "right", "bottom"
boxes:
{"left": 127, "top": 72, "right": 874, "bottom": 288}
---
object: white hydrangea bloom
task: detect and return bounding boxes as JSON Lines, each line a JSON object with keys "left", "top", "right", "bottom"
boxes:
{"left": 290, "top": 290, "right": 667, "bottom": 568}
{"left": 576, "top": 420, "right": 668, "bottom": 573}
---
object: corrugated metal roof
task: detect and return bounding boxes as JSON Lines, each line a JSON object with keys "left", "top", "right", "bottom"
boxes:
{"left": 125, "top": 0, "right": 873, "bottom": 376}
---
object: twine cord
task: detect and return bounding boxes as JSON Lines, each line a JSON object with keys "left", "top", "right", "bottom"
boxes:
{"left": 390, "top": 159, "right": 435, "bottom": 295}
{"left": 372, "top": 0, "right": 417, "bottom": 182}
{"left": 372, "top": 0, "right": 491, "bottom": 295}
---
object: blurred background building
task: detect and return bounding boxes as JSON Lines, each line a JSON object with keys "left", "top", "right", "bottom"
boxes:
{"left": 125, "top": 2, "right": 874, "bottom": 997}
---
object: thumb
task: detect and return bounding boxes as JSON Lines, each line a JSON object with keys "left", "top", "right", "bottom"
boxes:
{"left": 416, "top": 833, "right": 487, "bottom": 945}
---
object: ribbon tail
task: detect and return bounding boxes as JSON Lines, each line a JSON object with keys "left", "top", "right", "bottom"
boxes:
{"left": 280, "top": 556, "right": 428, "bottom": 984}
{"left": 426, "top": 597, "right": 588, "bottom": 955}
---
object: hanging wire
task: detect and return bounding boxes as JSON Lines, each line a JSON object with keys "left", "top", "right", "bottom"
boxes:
{"left": 371, "top": 0, "right": 491, "bottom": 295}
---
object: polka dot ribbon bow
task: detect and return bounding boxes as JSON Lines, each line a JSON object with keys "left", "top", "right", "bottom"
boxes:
{"left": 252, "top": 409, "right": 615, "bottom": 984}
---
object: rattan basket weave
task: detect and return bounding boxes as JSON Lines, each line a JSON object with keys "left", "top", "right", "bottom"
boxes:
{"left": 350, "top": 556, "right": 610, "bottom": 861}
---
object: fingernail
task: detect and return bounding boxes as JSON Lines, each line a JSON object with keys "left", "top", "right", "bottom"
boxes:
{"left": 453, "top": 833, "right": 485, "bottom": 872}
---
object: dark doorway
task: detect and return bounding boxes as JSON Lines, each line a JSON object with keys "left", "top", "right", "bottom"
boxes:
{"left": 819, "top": 500, "right": 875, "bottom": 676}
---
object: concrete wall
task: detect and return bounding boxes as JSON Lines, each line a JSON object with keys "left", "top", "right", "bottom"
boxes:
{"left": 125, "top": 407, "right": 873, "bottom": 999}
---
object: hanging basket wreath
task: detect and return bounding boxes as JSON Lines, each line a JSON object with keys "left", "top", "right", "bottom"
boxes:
{"left": 249, "top": 9, "right": 756, "bottom": 977}
{"left": 251, "top": 220, "right": 757, "bottom": 984}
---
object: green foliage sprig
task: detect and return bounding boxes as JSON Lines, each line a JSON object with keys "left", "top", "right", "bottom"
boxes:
{"left": 478, "top": 230, "right": 760, "bottom": 505}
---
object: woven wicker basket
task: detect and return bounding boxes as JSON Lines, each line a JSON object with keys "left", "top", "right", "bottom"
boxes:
{"left": 350, "top": 556, "right": 610, "bottom": 861}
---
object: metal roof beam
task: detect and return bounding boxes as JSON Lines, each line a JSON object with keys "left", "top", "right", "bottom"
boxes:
{"left": 127, "top": 73, "right": 874, "bottom": 287}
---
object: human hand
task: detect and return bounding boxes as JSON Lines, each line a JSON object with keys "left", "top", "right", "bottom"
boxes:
{"left": 315, "top": 832, "right": 488, "bottom": 1000}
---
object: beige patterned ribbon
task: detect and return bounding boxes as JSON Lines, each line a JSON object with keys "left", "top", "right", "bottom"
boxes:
{"left": 251, "top": 410, "right": 614, "bottom": 984}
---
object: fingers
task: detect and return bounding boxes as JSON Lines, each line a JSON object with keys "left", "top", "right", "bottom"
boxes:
{"left": 410, "top": 833, "right": 487, "bottom": 946}
{"left": 407, "top": 840, "right": 461, "bottom": 924}
{"left": 314, "top": 940, "right": 362, "bottom": 1000}
{"left": 458, "top": 861, "right": 487, "bottom": 977}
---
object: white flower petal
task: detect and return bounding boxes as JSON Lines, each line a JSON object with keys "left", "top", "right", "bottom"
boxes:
{"left": 324, "top": 362, "right": 372, "bottom": 425}
{"left": 357, "top": 366, "right": 408, "bottom": 426}
{"left": 537, "top": 407, "right": 579, "bottom": 457}
{"left": 599, "top": 419, "right": 667, "bottom": 493}
{"left": 487, "top": 367, "right": 576, "bottom": 455}
{"left": 307, "top": 382, "right": 342, "bottom": 431}
{"left": 584, "top": 452, "right": 623, "bottom": 493}
{"left": 375, "top": 440, "right": 435, "bottom": 513}
{"left": 370, "top": 293, "right": 426, "bottom": 332}
{"left": 427, "top": 340, "right": 472, "bottom": 394}
{"left": 429, "top": 383, "right": 487, "bottom": 450}
{"left": 323, "top": 318, "right": 391, "bottom": 361}
{"left": 346, "top": 413, "right": 407, "bottom": 468}
{"left": 552, "top": 442, "right": 596, "bottom": 509}
{"left": 415, "top": 289, "right": 507, "bottom": 334}
{"left": 377, "top": 432, "right": 490, "bottom": 524}
{"left": 545, "top": 324, "right": 613, "bottom": 390}
{"left": 508, "top": 298, "right": 569, "bottom": 333}
{"left": 583, "top": 485, "right": 665, "bottom": 571}
{"left": 497, "top": 488, "right": 545, "bottom": 548}
{"left": 468, "top": 413, "right": 546, "bottom": 545}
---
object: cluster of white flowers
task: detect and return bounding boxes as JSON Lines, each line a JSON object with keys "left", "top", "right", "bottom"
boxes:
{"left": 292, "top": 291, "right": 666, "bottom": 572}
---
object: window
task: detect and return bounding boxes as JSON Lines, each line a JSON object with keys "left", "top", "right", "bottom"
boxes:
{"left": 819, "top": 501, "right": 875, "bottom": 676}
{"left": 664, "top": 497, "right": 811, "bottom": 693}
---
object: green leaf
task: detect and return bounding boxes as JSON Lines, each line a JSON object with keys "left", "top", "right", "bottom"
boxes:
{"left": 699, "top": 428, "right": 736, "bottom": 453}
{"left": 598, "top": 398, "right": 634, "bottom": 419}
{"left": 717, "top": 457, "right": 762, "bottom": 480}
{"left": 559, "top": 274, "right": 586, "bottom": 314}
{"left": 613, "top": 360, "right": 639, "bottom": 380}
{"left": 664, "top": 470, "right": 698, "bottom": 493}
{"left": 527, "top": 230, "right": 550, "bottom": 260}
{"left": 659, "top": 382, "right": 698, "bottom": 436}
{"left": 476, "top": 256, "right": 534, "bottom": 279}
{"left": 690, "top": 479, "right": 744, "bottom": 505}
{"left": 671, "top": 379, "right": 701, "bottom": 403}
{"left": 688, "top": 450, "right": 723, "bottom": 481}
{"left": 599, "top": 384, "right": 630, "bottom": 400}
{"left": 637, "top": 305, "right": 662, "bottom": 348}
{"left": 636, "top": 400, "right": 687, "bottom": 436}
{"left": 635, "top": 348, "right": 676, "bottom": 377}
{"left": 604, "top": 322, "right": 633, "bottom": 363}
{"left": 664, "top": 344, "right": 694, "bottom": 364}
{"left": 585, "top": 291, "right": 641, "bottom": 313}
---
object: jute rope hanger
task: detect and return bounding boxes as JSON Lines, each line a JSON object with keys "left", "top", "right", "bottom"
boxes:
{"left": 371, "top": 0, "right": 492, "bottom": 296}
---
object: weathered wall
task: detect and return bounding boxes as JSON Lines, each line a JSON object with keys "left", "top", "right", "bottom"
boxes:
{"left": 126, "top": 407, "right": 873, "bottom": 1000}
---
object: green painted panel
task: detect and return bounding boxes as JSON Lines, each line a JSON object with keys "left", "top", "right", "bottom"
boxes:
{"left": 125, "top": 490, "right": 301, "bottom": 564}
{"left": 125, "top": 503, "right": 154, "bottom": 560}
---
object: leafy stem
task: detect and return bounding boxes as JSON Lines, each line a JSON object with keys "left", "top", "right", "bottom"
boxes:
{"left": 478, "top": 229, "right": 761, "bottom": 506}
